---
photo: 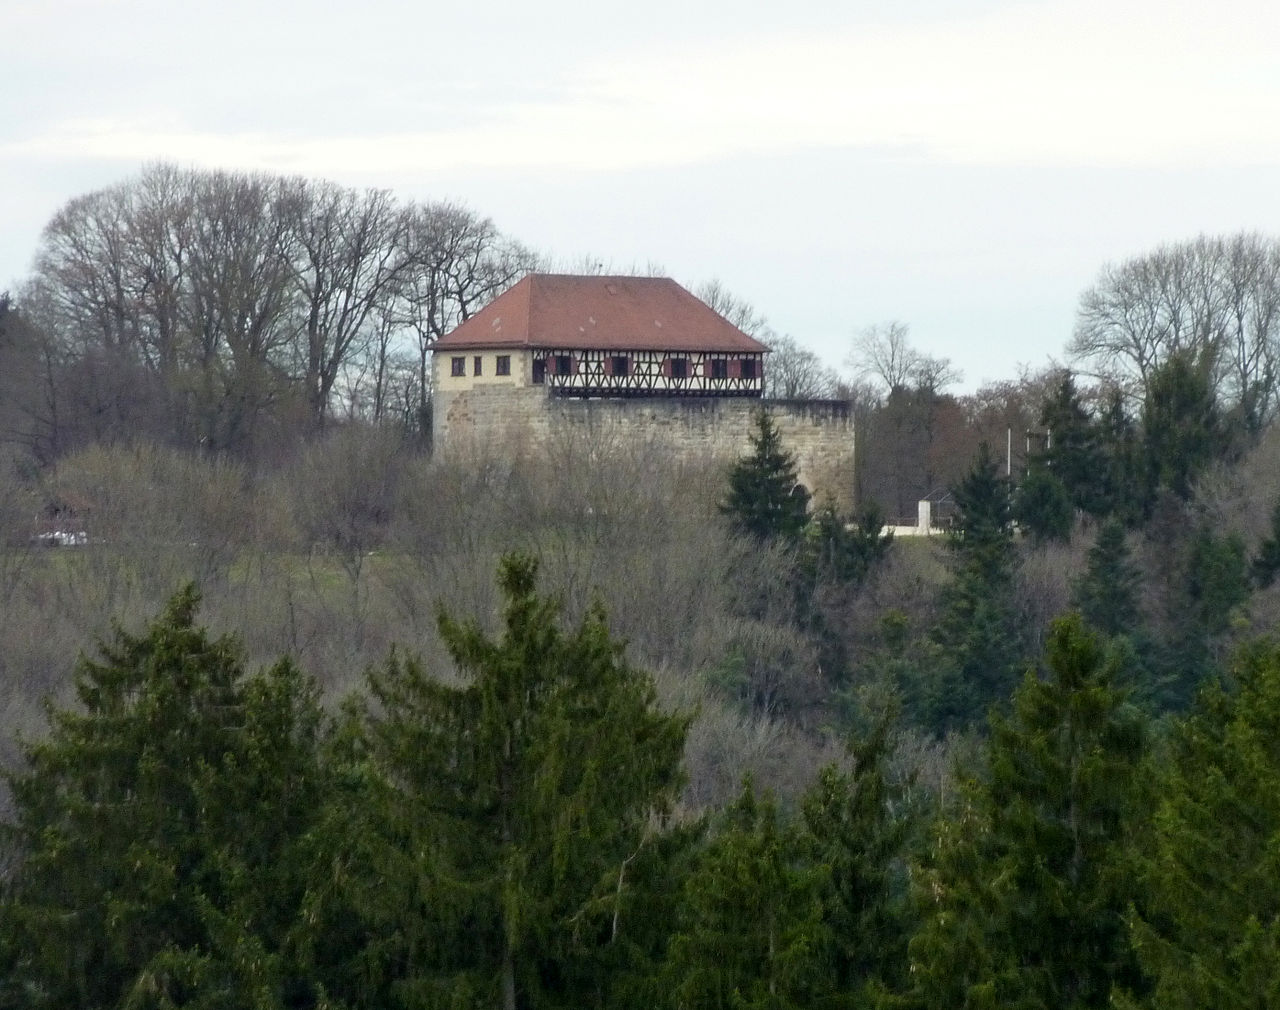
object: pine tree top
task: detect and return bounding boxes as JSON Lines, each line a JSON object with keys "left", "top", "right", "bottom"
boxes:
{"left": 721, "top": 410, "right": 810, "bottom": 543}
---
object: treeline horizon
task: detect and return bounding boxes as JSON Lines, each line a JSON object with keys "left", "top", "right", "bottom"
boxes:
{"left": 0, "top": 163, "right": 838, "bottom": 465}
{"left": 5, "top": 166, "right": 1280, "bottom": 525}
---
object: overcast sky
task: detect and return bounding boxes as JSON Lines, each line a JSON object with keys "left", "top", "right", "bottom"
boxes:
{"left": 5, "top": 0, "right": 1280, "bottom": 390}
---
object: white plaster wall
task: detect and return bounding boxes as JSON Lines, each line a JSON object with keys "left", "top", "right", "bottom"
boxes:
{"left": 432, "top": 349, "right": 535, "bottom": 392}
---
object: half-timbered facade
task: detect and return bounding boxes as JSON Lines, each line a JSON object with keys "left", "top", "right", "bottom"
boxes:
{"left": 431, "top": 274, "right": 856, "bottom": 509}
{"left": 432, "top": 274, "right": 769, "bottom": 400}
{"left": 538, "top": 348, "right": 763, "bottom": 397}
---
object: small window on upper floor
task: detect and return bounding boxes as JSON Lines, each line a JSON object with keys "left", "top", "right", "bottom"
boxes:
{"left": 532, "top": 358, "right": 546, "bottom": 384}
{"left": 451, "top": 356, "right": 466, "bottom": 377}
{"left": 611, "top": 355, "right": 630, "bottom": 377}
{"left": 710, "top": 359, "right": 729, "bottom": 380}
{"left": 496, "top": 355, "right": 511, "bottom": 376}
{"left": 669, "top": 357, "right": 688, "bottom": 379}
{"left": 741, "top": 358, "right": 758, "bottom": 380}
{"left": 474, "top": 356, "right": 483, "bottom": 376}
{"left": 554, "top": 354, "right": 574, "bottom": 376}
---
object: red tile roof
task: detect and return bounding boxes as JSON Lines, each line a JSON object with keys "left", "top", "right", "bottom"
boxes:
{"left": 433, "top": 274, "right": 770, "bottom": 353}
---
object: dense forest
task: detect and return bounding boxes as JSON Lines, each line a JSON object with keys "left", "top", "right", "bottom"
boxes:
{"left": 3, "top": 165, "right": 1280, "bottom": 1007}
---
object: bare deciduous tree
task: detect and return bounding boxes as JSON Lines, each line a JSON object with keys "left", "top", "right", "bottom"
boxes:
{"left": 32, "top": 184, "right": 136, "bottom": 359}
{"left": 128, "top": 163, "right": 194, "bottom": 382}
{"left": 693, "top": 278, "right": 770, "bottom": 339}
{"left": 1071, "top": 233, "right": 1280, "bottom": 429}
{"left": 285, "top": 180, "right": 409, "bottom": 429}
{"left": 24, "top": 182, "right": 165, "bottom": 449}
{"left": 764, "top": 333, "right": 839, "bottom": 399}
{"left": 849, "top": 321, "right": 960, "bottom": 397}
{"left": 184, "top": 170, "right": 300, "bottom": 450}
{"left": 396, "top": 202, "right": 540, "bottom": 431}
{"left": 24, "top": 166, "right": 538, "bottom": 455}
{"left": 848, "top": 323, "right": 966, "bottom": 517}
{"left": 0, "top": 295, "right": 47, "bottom": 456}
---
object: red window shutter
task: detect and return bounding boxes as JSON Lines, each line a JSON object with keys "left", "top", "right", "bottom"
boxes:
{"left": 662, "top": 358, "right": 672, "bottom": 378}
{"left": 729, "top": 359, "right": 742, "bottom": 379}
{"left": 604, "top": 356, "right": 613, "bottom": 376}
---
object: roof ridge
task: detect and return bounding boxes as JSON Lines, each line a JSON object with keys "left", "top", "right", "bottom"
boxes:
{"left": 433, "top": 274, "right": 769, "bottom": 354}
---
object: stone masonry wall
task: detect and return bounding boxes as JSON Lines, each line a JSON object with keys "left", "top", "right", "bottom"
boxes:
{"left": 434, "top": 386, "right": 856, "bottom": 509}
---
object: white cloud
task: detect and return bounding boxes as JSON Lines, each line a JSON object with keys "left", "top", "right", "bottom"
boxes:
{"left": 583, "top": 0, "right": 1280, "bottom": 166}
{"left": 3, "top": 0, "right": 1279, "bottom": 178}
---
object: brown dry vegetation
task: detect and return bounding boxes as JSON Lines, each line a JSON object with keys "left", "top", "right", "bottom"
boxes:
{"left": 4, "top": 405, "right": 1277, "bottom": 817}
{"left": 0, "top": 429, "right": 880, "bottom": 812}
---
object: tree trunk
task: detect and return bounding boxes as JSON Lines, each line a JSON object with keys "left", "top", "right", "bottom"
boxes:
{"left": 502, "top": 945, "right": 517, "bottom": 1010}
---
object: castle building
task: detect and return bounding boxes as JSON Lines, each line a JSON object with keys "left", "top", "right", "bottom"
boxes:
{"left": 432, "top": 273, "right": 769, "bottom": 398}
{"left": 432, "top": 274, "right": 855, "bottom": 508}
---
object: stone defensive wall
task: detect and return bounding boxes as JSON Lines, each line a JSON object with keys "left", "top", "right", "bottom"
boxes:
{"left": 434, "top": 385, "right": 856, "bottom": 510}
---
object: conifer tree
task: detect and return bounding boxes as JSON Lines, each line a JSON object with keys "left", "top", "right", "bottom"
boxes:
{"left": 1141, "top": 350, "right": 1233, "bottom": 502}
{"left": 1013, "top": 464, "right": 1074, "bottom": 543}
{"left": 927, "top": 443, "right": 1024, "bottom": 732}
{"left": 1251, "top": 498, "right": 1280, "bottom": 589}
{"left": 901, "top": 615, "right": 1148, "bottom": 1010}
{"left": 0, "top": 587, "right": 329, "bottom": 1009}
{"left": 799, "top": 503, "right": 894, "bottom": 685}
{"left": 808, "top": 502, "right": 892, "bottom": 586}
{"left": 663, "top": 779, "right": 832, "bottom": 1010}
{"left": 722, "top": 409, "right": 811, "bottom": 543}
{"left": 1123, "top": 640, "right": 1280, "bottom": 1009}
{"left": 800, "top": 720, "right": 914, "bottom": 1004}
{"left": 1073, "top": 519, "right": 1142, "bottom": 639}
{"left": 1156, "top": 524, "right": 1250, "bottom": 711}
{"left": 1035, "top": 372, "right": 1107, "bottom": 516}
{"left": 305, "top": 554, "right": 689, "bottom": 1010}
{"left": 1096, "top": 388, "right": 1144, "bottom": 524}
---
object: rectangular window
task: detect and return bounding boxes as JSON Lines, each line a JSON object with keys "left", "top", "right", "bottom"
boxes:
{"left": 532, "top": 358, "right": 546, "bottom": 384}
{"left": 451, "top": 356, "right": 465, "bottom": 377}
{"left": 669, "top": 357, "right": 688, "bottom": 379}
{"left": 710, "top": 359, "right": 729, "bottom": 380}
{"left": 496, "top": 355, "right": 511, "bottom": 376}
{"left": 555, "top": 354, "right": 573, "bottom": 376}
{"left": 611, "top": 355, "right": 629, "bottom": 377}
{"left": 740, "top": 358, "right": 757, "bottom": 380}
{"left": 473, "top": 356, "right": 483, "bottom": 376}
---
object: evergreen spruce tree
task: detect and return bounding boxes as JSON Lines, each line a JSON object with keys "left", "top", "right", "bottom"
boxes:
{"left": 1096, "top": 388, "right": 1144, "bottom": 524}
{"left": 1251, "top": 498, "right": 1280, "bottom": 589}
{"left": 1012, "top": 464, "right": 1074, "bottom": 543}
{"left": 901, "top": 615, "right": 1148, "bottom": 1010}
{"left": 799, "top": 503, "right": 894, "bottom": 686}
{"left": 304, "top": 554, "right": 689, "bottom": 1010}
{"left": 807, "top": 502, "right": 892, "bottom": 587}
{"left": 1123, "top": 640, "right": 1280, "bottom": 1009}
{"left": 800, "top": 720, "right": 914, "bottom": 1005}
{"left": 1035, "top": 372, "right": 1107, "bottom": 516}
{"left": 1141, "top": 350, "right": 1233, "bottom": 503}
{"left": 854, "top": 609, "right": 935, "bottom": 733}
{"left": 889, "top": 795, "right": 997, "bottom": 1010}
{"left": 1155, "top": 524, "right": 1250, "bottom": 711}
{"left": 927, "top": 443, "right": 1024, "bottom": 732}
{"left": 0, "top": 587, "right": 329, "bottom": 1009}
{"left": 663, "top": 779, "right": 832, "bottom": 1010}
{"left": 1073, "top": 519, "right": 1142, "bottom": 639}
{"left": 723, "top": 410, "right": 811, "bottom": 543}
